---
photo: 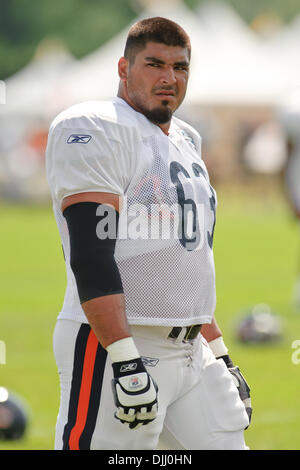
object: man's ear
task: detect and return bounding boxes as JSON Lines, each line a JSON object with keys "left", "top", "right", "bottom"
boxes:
{"left": 118, "top": 57, "right": 129, "bottom": 82}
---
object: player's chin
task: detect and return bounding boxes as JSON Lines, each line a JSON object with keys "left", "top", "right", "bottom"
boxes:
{"left": 146, "top": 102, "right": 174, "bottom": 124}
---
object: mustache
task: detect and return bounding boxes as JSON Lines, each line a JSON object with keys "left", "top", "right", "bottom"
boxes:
{"left": 152, "top": 85, "right": 178, "bottom": 94}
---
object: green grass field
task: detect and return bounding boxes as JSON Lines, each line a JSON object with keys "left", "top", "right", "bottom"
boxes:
{"left": 0, "top": 181, "right": 299, "bottom": 450}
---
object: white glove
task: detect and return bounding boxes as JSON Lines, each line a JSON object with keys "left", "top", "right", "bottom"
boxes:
{"left": 111, "top": 357, "right": 158, "bottom": 429}
{"left": 209, "top": 336, "right": 252, "bottom": 429}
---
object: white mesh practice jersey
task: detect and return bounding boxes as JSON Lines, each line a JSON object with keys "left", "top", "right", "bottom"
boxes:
{"left": 46, "top": 97, "right": 217, "bottom": 326}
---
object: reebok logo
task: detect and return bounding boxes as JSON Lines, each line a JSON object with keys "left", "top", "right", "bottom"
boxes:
{"left": 120, "top": 363, "right": 137, "bottom": 373}
{"left": 67, "top": 134, "right": 92, "bottom": 144}
{"left": 141, "top": 356, "right": 159, "bottom": 367}
{"left": 178, "top": 129, "right": 197, "bottom": 151}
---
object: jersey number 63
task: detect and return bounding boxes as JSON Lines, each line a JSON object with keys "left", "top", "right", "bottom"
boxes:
{"left": 170, "top": 161, "right": 216, "bottom": 252}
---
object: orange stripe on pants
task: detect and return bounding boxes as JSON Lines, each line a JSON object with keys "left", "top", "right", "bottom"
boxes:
{"left": 68, "top": 329, "right": 99, "bottom": 450}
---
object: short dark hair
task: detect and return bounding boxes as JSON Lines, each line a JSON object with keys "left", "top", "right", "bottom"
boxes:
{"left": 124, "top": 17, "right": 191, "bottom": 64}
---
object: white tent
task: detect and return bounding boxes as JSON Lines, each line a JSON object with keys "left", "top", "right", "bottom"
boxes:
{"left": 261, "top": 14, "right": 300, "bottom": 101}
{"left": 187, "top": 1, "right": 293, "bottom": 106}
{"left": 0, "top": 40, "right": 78, "bottom": 201}
{"left": 1, "top": 39, "right": 77, "bottom": 120}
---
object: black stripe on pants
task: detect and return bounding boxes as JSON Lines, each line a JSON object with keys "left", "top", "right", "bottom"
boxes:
{"left": 62, "top": 324, "right": 107, "bottom": 450}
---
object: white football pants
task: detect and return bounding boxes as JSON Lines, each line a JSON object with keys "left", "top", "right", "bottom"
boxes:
{"left": 53, "top": 319, "right": 249, "bottom": 450}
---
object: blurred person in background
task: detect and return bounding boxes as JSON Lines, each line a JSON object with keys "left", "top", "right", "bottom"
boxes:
{"left": 277, "top": 89, "right": 300, "bottom": 310}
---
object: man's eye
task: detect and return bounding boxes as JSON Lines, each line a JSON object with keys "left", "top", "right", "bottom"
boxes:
{"left": 147, "top": 63, "right": 160, "bottom": 67}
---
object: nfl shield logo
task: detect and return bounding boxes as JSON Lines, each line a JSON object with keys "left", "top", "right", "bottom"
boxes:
{"left": 129, "top": 376, "right": 142, "bottom": 390}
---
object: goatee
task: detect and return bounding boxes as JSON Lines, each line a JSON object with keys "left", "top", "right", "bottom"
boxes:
{"left": 141, "top": 101, "right": 173, "bottom": 124}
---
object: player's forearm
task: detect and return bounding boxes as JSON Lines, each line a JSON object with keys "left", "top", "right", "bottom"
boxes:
{"left": 82, "top": 293, "right": 131, "bottom": 349}
{"left": 201, "top": 315, "right": 222, "bottom": 342}
{"left": 62, "top": 199, "right": 131, "bottom": 350}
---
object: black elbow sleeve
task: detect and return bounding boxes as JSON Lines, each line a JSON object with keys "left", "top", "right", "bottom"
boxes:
{"left": 63, "top": 202, "right": 123, "bottom": 303}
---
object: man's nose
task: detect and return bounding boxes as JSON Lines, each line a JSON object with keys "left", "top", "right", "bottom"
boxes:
{"left": 160, "top": 66, "right": 176, "bottom": 85}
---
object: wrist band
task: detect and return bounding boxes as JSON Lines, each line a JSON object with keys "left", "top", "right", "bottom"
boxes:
{"left": 106, "top": 337, "right": 140, "bottom": 363}
{"left": 208, "top": 336, "right": 228, "bottom": 358}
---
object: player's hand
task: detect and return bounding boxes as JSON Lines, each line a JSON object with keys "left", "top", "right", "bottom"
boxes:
{"left": 111, "top": 357, "right": 158, "bottom": 429}
{"left": 220, "top": 355, "right": 252, "bottom": 429}
{"left": 228, "top": 366, "right": 252, "bottom": 428}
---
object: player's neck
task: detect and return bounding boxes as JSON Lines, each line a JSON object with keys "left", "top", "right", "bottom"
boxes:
{"left": 117, "top": 92, "right": 171, "bottom": 136}
{"left": 156, "top": 122, "right": 170, "bottom": 136}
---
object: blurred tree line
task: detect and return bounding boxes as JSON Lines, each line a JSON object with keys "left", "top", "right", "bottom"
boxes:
{"left": 0, "top": 0, "right": 299, "bottom": 80}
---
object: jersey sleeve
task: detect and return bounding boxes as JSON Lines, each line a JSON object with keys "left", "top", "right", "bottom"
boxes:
{"left": 46, "top": 116, "right": 135, "bottom": 207}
